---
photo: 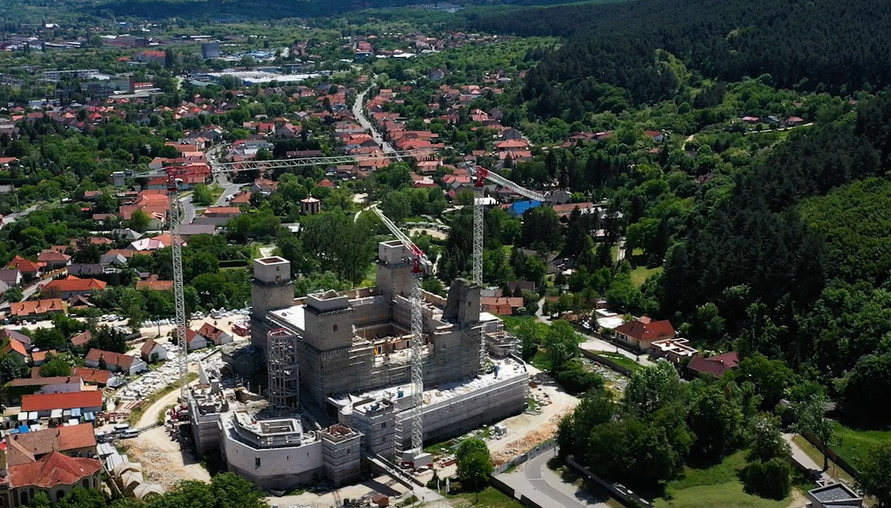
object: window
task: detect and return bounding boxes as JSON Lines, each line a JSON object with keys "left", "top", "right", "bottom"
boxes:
{"left": 333, "top": 325, "right": 338, "bottom": 332}
{"left": 382, "top": 422, "right": 386, "bottom": 428}
{"left": 255, "top": 457, "right": 261, "bottom": 469}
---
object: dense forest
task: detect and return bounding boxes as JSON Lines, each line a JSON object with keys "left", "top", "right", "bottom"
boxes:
{"left": 472, "top": 0, "right": 891, "bottom": 117}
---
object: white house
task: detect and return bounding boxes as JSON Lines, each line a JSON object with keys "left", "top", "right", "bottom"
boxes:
{"left": 140, "top": 339, "right": 168, "bottom": 363}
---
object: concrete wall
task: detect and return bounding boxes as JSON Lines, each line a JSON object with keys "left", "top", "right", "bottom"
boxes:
{"left": 397, "top": 372, "right": 528, "bottom": 447}
{"left": 220, "top": 424, "right": 324, "bottom": 490}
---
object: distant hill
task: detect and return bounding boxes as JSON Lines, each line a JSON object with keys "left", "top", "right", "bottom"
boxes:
{"left": 472, "top": 0, "right": 891, "bottom": 112}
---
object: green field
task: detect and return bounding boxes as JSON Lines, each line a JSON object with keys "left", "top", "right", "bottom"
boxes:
{"left": 630, "top": 265, "right": 663, "bottom": 287}
{"left": 446, "top": 486, "right": 525, "bottom": 508}
{"left": 655, "top": 451, "right": 794, "bottom": 508}
{"left": 833, "top": 422, "right": 891, "bottom": 469}
{"left": 590, "top": 350, "right": 643, "bottom": 372}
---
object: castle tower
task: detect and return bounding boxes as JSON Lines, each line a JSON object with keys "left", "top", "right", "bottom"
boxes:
{"left": 250, "top": 256, "right": 294, "bottom": 351}
{"left": 375, "top": 240, "right": 415, "bottom": 298}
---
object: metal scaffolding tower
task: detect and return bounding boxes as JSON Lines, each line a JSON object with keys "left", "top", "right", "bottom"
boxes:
{"left": 369, "top": 205, "right": 432, "bottom": 457}
{"left": 267, "top": 328, "right": 299, "bottom": 411}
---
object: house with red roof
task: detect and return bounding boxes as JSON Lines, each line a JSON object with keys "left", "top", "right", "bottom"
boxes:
{"left": 480, "top": 297, "right": 524, "bottom": 316}
{"left": 184, "top": 328, "right": 207, "bottom": 351}
{"left": 36, "top": 251, "right": 71, "bottom": 271}
{"left": 4, "top": 451, "right": 102, "bottom": 506}
{"left": 140, "top": 339, "right": 168, "bottom": 363}
{"left": 10, "top": 299, "right": 67, "bottom": 319}
{"left": 8, "top": 256, "right": 41, "bottom": 280}
{"left": 42, "top": 276, "right": 106, "bottom": 299}
{"left": 84, "top": 348, "right": 146, "bottom": 375}
{"left": 21, "top": 391, "right": 103, "bottom": 417}
{"left": 687, "top": 351, "right": 740, "bottom": 378}
{"left": 0, "top": 337, "right": 29, "bottom": 363}
{"left": 197, "top": 322, "right": 232, "bottom": 346}
{"left": 613, "top": 316, "right": 677, "bottom": 352}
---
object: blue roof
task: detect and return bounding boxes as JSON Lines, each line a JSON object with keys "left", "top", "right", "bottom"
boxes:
{"left": 507, "top": 200, "right": 543, "bottom": 217}
{"left": 17, "top": 425, "right": 29, "bottom": 433}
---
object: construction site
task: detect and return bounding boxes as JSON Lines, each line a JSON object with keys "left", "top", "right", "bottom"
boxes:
{"left": 183, "top": 241, "right": 529, "bottom": 490}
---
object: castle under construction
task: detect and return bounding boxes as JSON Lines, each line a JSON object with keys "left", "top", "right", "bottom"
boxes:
{"left": 187, "top": 240, "right": 528, "bottom": 489}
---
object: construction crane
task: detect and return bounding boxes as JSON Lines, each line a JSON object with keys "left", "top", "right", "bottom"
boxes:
{"left": 471, "top": 165, "right": 549, "bottom": 366}
{"left": 368, "top": 204, "right": 432, "bottom": 459}
{"left": 166, "top": 171, "right": 189, "bottom": 402}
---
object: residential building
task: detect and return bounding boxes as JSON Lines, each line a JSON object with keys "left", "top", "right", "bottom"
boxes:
{"left": 5, "top": 423, "right": 97, "bottom": 466}
{"left": 197, "top": 323, "right": 231, "bottom": 346}
{"left": 20, "top": 391, "right": 103, "bottom": 418}
{"left": 0, "top": 269, "right": 22, "bottom": 292}
{"left": 0, "top": 338, "right": 29, "bottom": 363}
{"left": 613, "top": 316, "right": 677, "bottom": 352}
{"left": 69, "top": 331, "right": 92, "bottom": 348}
{"left": 42, "top": 276, "right": 106, "bottom": 299}
{"left": 480, "top": 297, "right": 523, "bottom": 315}
{"left": 84, "top": 349, "right": 146, "bottom": 375}
{"left": 140, "top": 339, "right": 168, "bottom": 363}
{"left": 687, "top": 351, "right": 739, "bottom": 378}
{"left": 7, "top": 256, "right": 41, "bottom": 280}
{"left": 6, "top": 376, "right": 84, "bottom": 398}
{"left": 9, "top": 299, "right": 67, "bottom": 319}
{"left": 185, "top": 329, "right": 207, "bottom": 351}
{"left": 2, "top": 452, "right": 102, "bottom": 507}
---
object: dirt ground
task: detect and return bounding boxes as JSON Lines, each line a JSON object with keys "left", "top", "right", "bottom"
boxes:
{"left": 124, "top": 388, "right": 210, "bottom": 490}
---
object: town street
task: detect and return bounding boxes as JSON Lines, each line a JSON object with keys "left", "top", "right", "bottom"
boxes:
{"left": 497, "top": 448, "right": 610, "bottom": 508}
{"left": 352, "top": 87, "right": 398, "bottom": 156}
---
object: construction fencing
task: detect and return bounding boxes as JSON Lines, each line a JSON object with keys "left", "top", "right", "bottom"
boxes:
{"left": 493, "top": 439, "right": 557, "bottom": 475}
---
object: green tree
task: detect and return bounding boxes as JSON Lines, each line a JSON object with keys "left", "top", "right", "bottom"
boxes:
{"left": 57, "top": 486, "right": 108, "bottom": 508}
{"left": 455, "top": 438, "right": 494, "bottom": 492}
{"left": 624, "top": 360, "right": 681, "bottom": 417}
{"left": 192, "top": 183, "right": 214, "bottom": 206}
{"left": 742, "top": 458, "right": 791, "bottom": 500}
{"left": 793, "top": 394, "right": 835, "bottom": 471}
{"left": 129, "top": 209, "right": 152, "bottom": 233}
{"left": 747, "top": 414, "right": 788, "bottom": 463}
{"left": 210, "top": 472, "right": 266, "bottom": 508}
{"left": 542, "top": 320, "right": 579, "bottom": 371}
{"left": 858, "top": 441, "right": 891, "bottom": 507}
{"left": 3, "top": 287, "right": 22, "bottom": 303}
{"left": 687, "top": 384, "right": 742, "bottom": 458}
{"left": 0, "top": 353, "right": 28, "bottom": 383}
{"left": 734, "top": 353, "right": 793, "bottom": 410}
{"left": 40, "top": 354, "right": 72, "bottom": 377}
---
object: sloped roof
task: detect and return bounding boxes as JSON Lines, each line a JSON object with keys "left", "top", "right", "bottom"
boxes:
{"left": 10, "top": 298, "right": 67, "bottom": 317}
{"left": 21, "top": 391, "right": 102, "bottom": 412}
{"left": 85, "top": 349, "right": 139, "bottom": 370}
{"left": 6, "top": 423, "right": 96, "bottom": 466}
{"left": 140, "top": 339, "right": 165, "bottom": 357}
{"left": 8, "top": 255, "right": 40, "bottom": 273}
{"left": 70, "top": 330, "right": 93, "bottom": 347}
{"left": 71, "top": 367, "right": 111, "bottom": 385}
{"left": 7, "top": 451, "right": 101, "bottom": 488}
{"left": 8, "top": 376, "right": 81, "bottom": 388}
{"left": 687, "top": 352, "right": 739, "bottom": 378}
{"left": 614, "top": 317, "right": 676, "bottom": 343}
{"left": 44, "top": 276, "right": 107, "bottom": 293}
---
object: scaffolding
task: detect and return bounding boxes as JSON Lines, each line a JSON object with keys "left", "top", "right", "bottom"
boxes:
{"left": 267, "top": 328, "right": 299, "bottom": 411}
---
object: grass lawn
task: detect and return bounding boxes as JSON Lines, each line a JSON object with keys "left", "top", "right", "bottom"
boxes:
{"left": 630, "top": 265, "right": 663, "bottom": 287}
{"left": 833, "top": 421, "right": 891, "bottom": 469}
{"left": 791, "top": 435, "right": 856, "bottom": 485}
{"left": 655, "top": 451, "right": 794, "bottom": 508}
{"left": 446, "top": 486, "right": 525, "bottom": 508}
{"left": 590, "top": 351, "right": 643, "bottom": 372}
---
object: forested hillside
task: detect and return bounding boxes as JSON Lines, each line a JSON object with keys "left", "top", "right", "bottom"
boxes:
{"left": 473, "top": 0, "right": 891, "bottom": 116}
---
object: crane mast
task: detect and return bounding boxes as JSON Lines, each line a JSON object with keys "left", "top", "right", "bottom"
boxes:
{"left": 471, "top": 165, "right": 548, "bottom": 364}
{"left": 369, "top": 206, "right": 430, "bottom": 456}
{"left": 167, "top": 172, "right": 189, "bottom": 402}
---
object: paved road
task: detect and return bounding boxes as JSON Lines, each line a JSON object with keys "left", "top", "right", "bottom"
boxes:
{"left": 499, "top": 449, "right": 609, "bottom": 508}
{"left": 1, "top": 203, "right": 40, "bottom": 227}
{"left": 783, "top": 433, "right": 827, "bottom": 481}
{"left": 208, "top": 143, "right": 241, "bottom": 207}
{"left": 352, "top": 88, "right": 398, "bottom": 156}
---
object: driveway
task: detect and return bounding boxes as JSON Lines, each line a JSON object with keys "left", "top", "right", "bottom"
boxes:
{"left": 498, "top": 448, "right": 610, "bottom": 508}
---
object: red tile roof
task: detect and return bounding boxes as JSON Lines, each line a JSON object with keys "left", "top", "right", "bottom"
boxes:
{"left": 21, "top": 391, "right": 102, "bottom": 412}
{"left": 5, "top": 423, "right": 96, "bottom": 466}
{"left": 7, "top": 376, "right": 81, "bottom": 388}
{"left": 44, "top": 276, "right": 107, "bottom": 294}
{"left": 8, "top": 255, "right": 40, "bottom": 273}
{"left": 614, "top": 317, "right": 676, "bottom": 343}
{"left": 71, "top": 367, "right": 111, "bottom": 385}
{"left": 36, "top": 251, "right": 71, "bottom": 263}
{"left": 688, "top": 352, "right": 739, "bottom": 378}
{"left": 70, "top": 330, "right": 92, "bottom": 347}
{"left": 10, "top": 298, "right": 66, "bottom": 317}
{"left": 7, "top": 451, "right": 101, "bottom": 489}
{"left": 197, "top": 323, "right": 226, "bottom": 342}
{"left": 85, "top": 348, "right": 139, "bottom": 371}
{"left": 1, "top": 337, "right": 28, "bottom": 358}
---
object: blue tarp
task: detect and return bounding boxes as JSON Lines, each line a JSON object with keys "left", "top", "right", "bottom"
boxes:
{"left": 17, "top": 425, "right": 29, "bottom": 433}
{"left": 507, "top": 200, "right": 543, "bottom": 217}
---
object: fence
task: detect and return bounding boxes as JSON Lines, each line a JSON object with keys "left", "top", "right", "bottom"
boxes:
{"left": 800, "top": 432, "right": 860, "bottom": 478}
{"left": 565, "top": 455, "right": 655, "bottom": 508}
{"left": 579, "top": 349, "right": 635, "bottom": 377}
{"left": 493, "top": 439, "right": 557, "bottom": 475}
